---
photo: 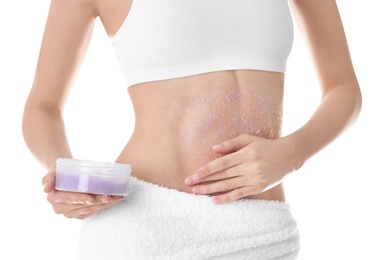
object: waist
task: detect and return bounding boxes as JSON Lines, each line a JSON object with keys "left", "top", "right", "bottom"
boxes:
{"left": 116, "top": 70, "right": 285, "bottom": 201}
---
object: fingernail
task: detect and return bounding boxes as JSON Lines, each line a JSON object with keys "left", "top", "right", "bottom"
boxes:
{"left": 193, "top": 187, "right": 202, "bottom": 194}
{"left": 194, "top": 172, "right": 202, "bottom": 180}
{"left": 185, "top": 177, "right": 194, "bottom": 185}
{"left": 113, "top": 196, "right": 124, "bottom": 201}
{"left": 213, "top": 197, "right": 221, "bottom": 204}
{"left": 212, "top": 144, "right": 224, "bottom": 149}
{"left": 101, "top": 195, "right": 112, "bottom": 203}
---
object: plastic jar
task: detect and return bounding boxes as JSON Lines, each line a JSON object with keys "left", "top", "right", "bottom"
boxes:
{"left": 55, "top": 158, "right": 132, "bottom": 196}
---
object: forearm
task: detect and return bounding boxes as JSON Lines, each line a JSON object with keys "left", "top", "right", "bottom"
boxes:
{"left": 285, "top": 82, "right": 362, "bottom": 168}
{"left": 22, "top": 104, "right": 73, "bottom": 170}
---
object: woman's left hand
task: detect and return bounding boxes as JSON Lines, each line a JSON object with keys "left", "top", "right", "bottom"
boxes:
{"left": 184, "top": 134, "right": 301, "bottom": 204}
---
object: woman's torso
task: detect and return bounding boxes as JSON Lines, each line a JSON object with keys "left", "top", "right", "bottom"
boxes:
{"left": 116, "top": 71, "right": 286, "bottom": 201}
{"left": 99, "top": 0, "right": 293, "bottom": 202}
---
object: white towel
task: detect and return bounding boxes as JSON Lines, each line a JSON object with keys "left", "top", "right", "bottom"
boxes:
{"left": 78, "top": 177, "right": 299, "bottom": 260}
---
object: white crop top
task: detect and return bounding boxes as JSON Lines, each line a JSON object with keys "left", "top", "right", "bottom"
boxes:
{"left": 111, "top": 0, "right": 294, "bottom": 87}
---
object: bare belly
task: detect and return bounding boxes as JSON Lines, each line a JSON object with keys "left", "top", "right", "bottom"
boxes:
{"left": 116, "top": 70, "right": 286, "bottom": 202}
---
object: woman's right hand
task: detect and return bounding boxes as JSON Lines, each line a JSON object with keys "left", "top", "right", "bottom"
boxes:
{"left": 42, "top": 166, "right": 124, "bottom": 220}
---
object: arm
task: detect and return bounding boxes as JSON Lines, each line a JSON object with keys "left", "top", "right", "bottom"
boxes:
{"left": 185, "top": 0, "right": 362, "bottom": 203}
{"left": 23, "top": 0, "right": 97, "bottom": 168}
{"left": 286, "top": 0, "right": 362, "bottom": 162}
{"left": 23, "top": 0, "right": 122, "bottom": 218}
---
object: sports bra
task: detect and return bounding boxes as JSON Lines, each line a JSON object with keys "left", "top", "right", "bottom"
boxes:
{"left": 111, "top": 0, "right": 294, "bottom": 87}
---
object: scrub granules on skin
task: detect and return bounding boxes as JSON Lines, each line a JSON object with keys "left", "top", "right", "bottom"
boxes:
{"left": 174, "top": 81, "right": 282, "bottom": 174}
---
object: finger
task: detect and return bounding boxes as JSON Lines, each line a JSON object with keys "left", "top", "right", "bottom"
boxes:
{"left": 212, "top": 186, "right": 256, "bottom": 204}
{"left": 43, "top": 176, "right": 56, "bottom": 193}
{"left": 58, "top": 201, "right": 117, "bottom": 219}
{"left": 212, "top": 134, "right": 255, "bottom": 154}
{"left": 192, "top": 176, "right": 246, "bottom": 195}
{"left": 42, "top": 166, "right": 56, "bottom": 193}
{"left": 194, "top": 165, "right": 242, "bottom": 184}
{"left": 65, "top": 201, "right": 118, "bottom": 219}
{"left": 74, "top": 206, "right": 110, "bottom": 220}
{"left": 74, "top": 198, "right": 124, "bottom": 219}
{"left": 48, "top": 190, "right": 123, "bottom": 205}
{"left": 49, "top": 192, "right": 123, "bottom": 219}
{"left": 185, "top": 151, "right": 243, "bottom": 186}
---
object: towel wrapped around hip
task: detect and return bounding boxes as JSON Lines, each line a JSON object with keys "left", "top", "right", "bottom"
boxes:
{"left": 77, "top": 177, "right": 300, "bottom": 260}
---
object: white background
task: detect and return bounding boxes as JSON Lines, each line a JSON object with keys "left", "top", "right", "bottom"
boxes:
{"left": 1, "top": 0, "right": 389, "bottom": 259}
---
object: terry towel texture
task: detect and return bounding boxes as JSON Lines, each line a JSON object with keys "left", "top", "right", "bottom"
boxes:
{"left": 77, "top": 177, "right": 300, "bottom": 260}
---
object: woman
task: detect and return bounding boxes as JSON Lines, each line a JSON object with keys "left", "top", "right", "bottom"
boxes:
{"left": 22, "top": 0, "right": 362, "bottom": 259}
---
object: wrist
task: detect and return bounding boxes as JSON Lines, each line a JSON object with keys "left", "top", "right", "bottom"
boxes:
{"left": 280, "top": 132, "right": 307, "bottom": 172}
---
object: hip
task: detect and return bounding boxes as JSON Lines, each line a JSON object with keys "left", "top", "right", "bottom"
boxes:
{"left": 78, "top": 176, "right": 299, "bottom": 260}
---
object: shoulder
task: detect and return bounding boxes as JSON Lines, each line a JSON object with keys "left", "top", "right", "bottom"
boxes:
{"left": 45, "top": 0, "right": 99, "bottom": 24}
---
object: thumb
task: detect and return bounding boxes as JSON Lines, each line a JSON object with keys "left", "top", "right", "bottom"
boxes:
{"left": 212, "top": 134, "right": 255, "bottom": 154}
{"left": 42, "top": 165, "right": 56, "bottom": 193}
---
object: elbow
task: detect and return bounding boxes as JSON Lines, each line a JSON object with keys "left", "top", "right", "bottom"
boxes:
{"left": 321, "top": 79, "right": 363, "bottom": 128}
{"left": 22, "top": 101, "right": 33, "bottom": 142}
{"left": 22, "top": 100, "right": 62, "bottom": 144}
{"left": 343, "top": 81, "right": 363, "bottom": 129}
{"left": 352, "top": 81, "right": 363, "bottom": 122}
{"left": 22, "top": 101, "right": 38, "bottom": 147}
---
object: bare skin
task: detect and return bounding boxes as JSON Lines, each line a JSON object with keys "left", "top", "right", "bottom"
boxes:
{"left": 23, "top": 0, "right": 362, "bottom": 219}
